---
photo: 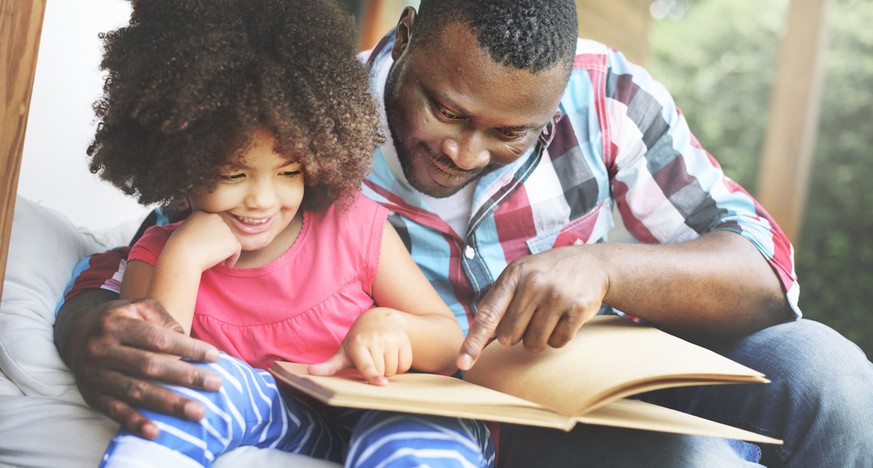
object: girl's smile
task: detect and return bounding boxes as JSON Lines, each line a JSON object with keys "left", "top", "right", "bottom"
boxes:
{"left": 189, "top": 128, "right": 305, "bottom": 267}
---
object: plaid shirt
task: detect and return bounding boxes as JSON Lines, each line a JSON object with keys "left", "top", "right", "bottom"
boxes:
{"left": 360, "top": 33, "right": 800, "bottom": 333}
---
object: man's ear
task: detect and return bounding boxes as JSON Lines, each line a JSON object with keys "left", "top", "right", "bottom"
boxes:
{"left": 391, "top": 6, "right": 416, "bottom": 60}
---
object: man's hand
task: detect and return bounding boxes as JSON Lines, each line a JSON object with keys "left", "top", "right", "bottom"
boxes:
{"left": 457, "top": 247, "right": 609, "bottom": 370}
{"left": 55, "top": 291, "right": 221, "bottom": 439}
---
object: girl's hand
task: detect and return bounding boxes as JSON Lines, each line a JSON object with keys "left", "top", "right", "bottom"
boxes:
{"left": 308, "top": 308, "right": 413, "bottom": 386}
{"left": 167, "top": 211, "right": 241, "bottom": 270}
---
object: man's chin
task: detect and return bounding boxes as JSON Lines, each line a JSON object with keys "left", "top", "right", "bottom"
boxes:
{"left": 397, "top": 148, "right": 476, "bottom": 197}
{"left": 411, "top": 177, "right": 472, "bottom": 199}
{"left": 420, "top": 187, "right": 460, "bottom": 199}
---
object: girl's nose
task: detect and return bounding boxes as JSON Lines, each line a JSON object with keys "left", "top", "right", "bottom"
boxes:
{"left": 245, "top": 179, "right": 277, "bottom": 208}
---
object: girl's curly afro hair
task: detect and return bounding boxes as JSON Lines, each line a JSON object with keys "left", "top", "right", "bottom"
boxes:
{"left": 88, "top": 0, "right": 382, "bottom": 212}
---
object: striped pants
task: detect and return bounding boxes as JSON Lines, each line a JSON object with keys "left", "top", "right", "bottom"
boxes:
{"left": 100, "top": 353, "right": 495, "bottom": 468}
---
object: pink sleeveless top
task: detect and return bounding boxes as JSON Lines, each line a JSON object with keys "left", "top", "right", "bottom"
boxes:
{"left": 129, "top": 193, "right": 388, "bottom": 369}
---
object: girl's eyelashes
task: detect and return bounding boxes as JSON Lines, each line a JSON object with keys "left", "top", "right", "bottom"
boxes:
{"left": 220, "top": 173, "right": 245, "bottom": 182}
{"left": 218, "top": 159, "right": 300, "bottom": 182}
{"left": 219, "top": 170, "right": 301, "bottom": 181}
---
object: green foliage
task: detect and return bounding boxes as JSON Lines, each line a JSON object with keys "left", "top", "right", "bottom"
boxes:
{"left": 648, "top": 0, "right": 787, "bottom": 190}
{"left": 650, "top": 0, "right": 873, "bottom": 357}
{"left": 796, "top": 0, "right": 873, "bottom": 357}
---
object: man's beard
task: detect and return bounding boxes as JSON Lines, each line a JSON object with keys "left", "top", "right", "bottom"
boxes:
{"left": 386, "top": 111, "right": 488, "bottom": 199}
{"left": 393, "top": 133, "right": 488, "bottom": 199}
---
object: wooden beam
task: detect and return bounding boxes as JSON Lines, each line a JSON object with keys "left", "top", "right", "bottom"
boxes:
{"left": 757, "top": 0, "right": 831, "bottom": 242}
{"left": 359, "top": 0, "right": 411, "bottom": 51}
{"left": 0, "top": 0, "right": 47, "bottom": 301}
{"left": 359, "top": 0, "right": 387, "bottom": 50}
{"left": 577, "top": 0, "right": 651, "bottom": 65}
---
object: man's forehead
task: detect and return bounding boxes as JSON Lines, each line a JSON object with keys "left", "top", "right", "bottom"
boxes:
{"left": 408, "top": 25, "right": 566, "bottom": 124}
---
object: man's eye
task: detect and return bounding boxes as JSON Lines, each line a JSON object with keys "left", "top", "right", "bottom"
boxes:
{"left": 438, "top": 106, "right": 463, "bottom": 120}
{"left": 220, "top": 173, "right": 244, "bottom": 182}
{"left": 281, "top": 170, "right": 302, "bottom": 178}
{"left": 498, "top": 129, "right": 527, "bottom": 139}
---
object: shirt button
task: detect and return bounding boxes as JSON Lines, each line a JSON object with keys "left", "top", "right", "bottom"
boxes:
{"left": 464, "top": 246, "right": 475, "bottom": 259}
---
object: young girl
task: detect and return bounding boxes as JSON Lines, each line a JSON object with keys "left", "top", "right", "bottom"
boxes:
{"left": 88, "top": 0, "right": 494, "bottom": 466}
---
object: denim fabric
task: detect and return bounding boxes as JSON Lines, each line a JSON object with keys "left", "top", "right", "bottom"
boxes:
{"left": 498, "top": 424, "right": 763, "bottom": 467}
{"left": 644, "top": 319, "right": 873, "bottom": 467}
{"left": 499, "top": 319, "right": 873, "bottom": 467}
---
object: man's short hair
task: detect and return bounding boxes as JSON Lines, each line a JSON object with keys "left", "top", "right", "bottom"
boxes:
{"left": 412, "top": 0, "right": 578, "bottom": 74}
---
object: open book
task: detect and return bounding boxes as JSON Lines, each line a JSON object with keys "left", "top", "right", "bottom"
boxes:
{"left": 269, "top": 316, "right": 781, "bottom": 444}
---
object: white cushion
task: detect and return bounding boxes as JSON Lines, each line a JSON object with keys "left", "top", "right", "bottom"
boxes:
{"left": 0, "top": 196, "right": 338, "bottom": 467}
{"left": 0, "top": 196, "right": 102, "bottom": 400}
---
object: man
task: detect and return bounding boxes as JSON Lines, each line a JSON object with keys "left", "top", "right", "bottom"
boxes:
{"left": 56, "top": 0, "right": 872, "bottom": 465}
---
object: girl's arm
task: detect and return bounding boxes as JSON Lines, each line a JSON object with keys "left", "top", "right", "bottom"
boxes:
{"left": 121, "top": 212, "right": 241, "bottom": 335}
{"left": 370, "top": 222, "right": 464, "bottom": 372}
{"left": 310, "top": 222, "right": 463, "bottom": 384}
{"left": 120, "top": 256, "right": 200, "bottom": 338}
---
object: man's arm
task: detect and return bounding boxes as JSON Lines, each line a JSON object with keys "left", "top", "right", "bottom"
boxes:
{"left": 458, "top": 231, "right": 794, "bottom": 370}
{"left": 457, "top": 44, "right": 798, "bottom": 370}
{"left": 54, "top": 289, "right": 221, "bottom": 439}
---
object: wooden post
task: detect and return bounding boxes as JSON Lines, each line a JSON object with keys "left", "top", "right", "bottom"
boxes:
{"left": 359, "top": 0, "right": 388, "bottom": 50}
{"left": 0, "top": 0, "right": 46, "bottom": 300}
{"left": 576, "top": 0, "right": 651, "bottom": 65}
{"left": 757, "top": 0, "right": 832, "bottom": 242}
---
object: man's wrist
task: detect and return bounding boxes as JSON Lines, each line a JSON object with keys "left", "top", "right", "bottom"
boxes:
{"left": 54, "top": 289, "right": 119, "bottom": 366}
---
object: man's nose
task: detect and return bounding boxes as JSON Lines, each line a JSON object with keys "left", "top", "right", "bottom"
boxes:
{"left": 442, "top": 129, "right": 490, "bottom": 171}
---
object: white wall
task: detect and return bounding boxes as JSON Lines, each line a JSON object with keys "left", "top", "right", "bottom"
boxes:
{"left": 18, "top": 0, "right": 149, "bottom": 233}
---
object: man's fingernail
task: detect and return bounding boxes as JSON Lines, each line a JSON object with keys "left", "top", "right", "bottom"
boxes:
{"left": 205, "top": 348, "right": 220, "bottom": 361}
{"left": 183, "top": 401, "right": 205, "bottom": 420}
{"left": 458, "top": 353, "right": 473, "bottom": 370}
{"left": 142, "top": 423, "right": 160, "bottom": 440}
{"left": 204, "top": 375, "right": 221, "bottom": 390}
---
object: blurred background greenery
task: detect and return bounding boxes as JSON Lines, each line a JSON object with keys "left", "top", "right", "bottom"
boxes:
{"left": 648, "top": 0, "right": 872, "bottom": 356}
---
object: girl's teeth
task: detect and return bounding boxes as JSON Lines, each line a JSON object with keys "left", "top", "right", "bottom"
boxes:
{"left": 238, "top": 216, "right": 268, "bottom": 224}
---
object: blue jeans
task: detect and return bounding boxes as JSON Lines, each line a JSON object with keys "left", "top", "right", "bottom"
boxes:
{"left": 498, "top": 319, "right": 873, "bottom": 467}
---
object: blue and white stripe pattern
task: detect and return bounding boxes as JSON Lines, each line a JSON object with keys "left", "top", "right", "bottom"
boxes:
{"left": 101, "top": 353, "right": 494, "bottom": 467}
{"left": 346, "top": 412, "right": 495, "bottom": 467}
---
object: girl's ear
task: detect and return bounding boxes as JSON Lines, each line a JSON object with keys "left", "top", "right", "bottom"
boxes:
{"left": 391, "top": 6, "right": 416, "bottom": 61}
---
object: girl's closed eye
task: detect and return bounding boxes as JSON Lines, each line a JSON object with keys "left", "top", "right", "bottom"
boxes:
{"left": 220, "top": 172, "right": 246, "bottom": 182}
{"left": 279, "top": 161, "right": 303, "bottom": 178}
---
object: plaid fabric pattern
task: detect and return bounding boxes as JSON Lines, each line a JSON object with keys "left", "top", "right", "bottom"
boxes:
{"left": 361, "top": 34, "right": 800, "bottom": 334}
